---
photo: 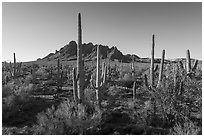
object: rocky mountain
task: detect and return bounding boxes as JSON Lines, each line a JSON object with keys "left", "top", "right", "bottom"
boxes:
{"left": 40, "top": 41, "right": 140, "bottom": 62}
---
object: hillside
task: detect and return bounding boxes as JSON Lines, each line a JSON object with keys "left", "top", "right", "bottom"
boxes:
{"left": 39, "top": 41, "right": 140, "bottom": 63}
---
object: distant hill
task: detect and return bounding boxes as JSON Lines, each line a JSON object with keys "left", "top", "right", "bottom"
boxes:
{"left": 40, "top": 41, "right": 140, "bottom": 62}
{"left": 38, "top": 41, "right": 201, "bottom": 65}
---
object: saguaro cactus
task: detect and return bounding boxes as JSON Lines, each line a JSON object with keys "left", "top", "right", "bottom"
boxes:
{"left": 13, "top": 53, "right": 16, "bottom": 78}
{"left": 96, "top": 45, "right": 101, "bottom": 108}
{"left": 150, "top": 34, "right": 155, "bottom": 88}
{"left": 157, "top": 50, "right": 165, "bottom": 88}
{"left": 144, "top": 35, "right": 164, "bottom": 90}
{"left": 186, "top": 49, "right": 191, "bottom": 73}
{"left": 90, "top": 45, "right": 107, "bottom": 109}
{"left": 72, "top": 13, "right": 90, "bottom": 104}
{"left": 57, "top": 59, "right": 61, "bottom": 90}
{"left": 9, "top": 53, "right": 21, "bottom": 78}
{"left": 77, "top": 13, "right": 84, "bottom": 103}
{"left": 186, "top": 49, "right": 198, "bottom": 76}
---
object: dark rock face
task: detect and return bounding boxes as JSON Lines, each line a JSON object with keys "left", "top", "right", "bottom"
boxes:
{"left": 42, "top": 41, "right": 140, "bottom": 62}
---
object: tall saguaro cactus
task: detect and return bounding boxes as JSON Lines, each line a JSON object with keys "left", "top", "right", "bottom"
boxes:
{"left": 71, "top": 13, "right": 92, "bottom": 104}
{"left": 96, "top": 45, "right": 101, "bottom": 108}
{"left": 150, "top": 34, "right": 155, "bottom": 88}
{"left": 157, "top": 50, "right": 165, "bottom": 88}
{"left": 77, "top": 13, "right": 84, "bottom": 103}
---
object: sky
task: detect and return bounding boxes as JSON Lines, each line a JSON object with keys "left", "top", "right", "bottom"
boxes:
{"left": 2, "top": 2, "right": 202, "bottom": 62}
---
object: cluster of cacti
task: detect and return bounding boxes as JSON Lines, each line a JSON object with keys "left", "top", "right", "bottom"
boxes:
{"left": 90, "top": 45, "right": 107, "bottom": 108}
{"left": 8, "top": 53, "right": 22, "bottom": 78}
{"left": 72, "top": 13, "right": 90, "bottom": 104}
{"left": 144, "top": 34, "right": 165, "bottom": 89}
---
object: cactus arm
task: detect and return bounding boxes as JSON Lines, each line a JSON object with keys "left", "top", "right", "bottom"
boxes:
{"left": 186, "top": 49, "right": 191, "bottom": 73}
{"left": 102, "top": 65, "right": 107, "bottom": 84}
{"left": 100, "top": 62, "right": 105, "bottom": 80}
{"left": 144, "top": 74, "right": 149, "bottom": 89}
{"left": 154, "top": 64, "right": 158, "bottom": 72}
{"left": 179, "top": 61, "right": 184, "bottom": 69}
{"left": 90, "top": 75, "right": 96, "bottom": 89}
{"left": 157, "top": 50, "right": 165, "bottom": 88}
{"left": 192, "top": 60, "right": 198, "bottom": 71}
{"left": 133, "top": 81, "right": 136, "bottom": 99}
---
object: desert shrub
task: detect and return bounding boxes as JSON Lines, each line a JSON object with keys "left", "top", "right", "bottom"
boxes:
{"left": 35, "top": 67, "right": 49, "bottom": 80}
{"left": 2, "top": 83, "right": 15, "bottom": 98}
{"left": 84, "top": 88, "right": 96, "bottom": 104}
{"left": 2, "top": 82, "right": 36, "bottom": 125}
{"left": 116, "top": 73, "right": 134, "bottom": 88}
{"left": 33, "top": 100, "right": 102, "bottom": 135}
{"left": 24, "top": 73, "right": 37, "bottom": 84}
{"left": 127, "top": 99, "right": 148, "bottom": 127}
{"left": 31, "top": 63, "right": 40, "bottom": 70}
{"left": 142, "top": 64, "right": 202, "bottom": 128}
{"left": 170, "top": 120, "right": 201, "bottom": 135}
{"left": 126, "top": 62, "right": 202, "bottom": 135}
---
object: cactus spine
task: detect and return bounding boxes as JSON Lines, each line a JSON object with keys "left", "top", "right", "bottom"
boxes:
{"left": 157, "top": 50, "right": 165, "bottom": 88}
{"left": 150, "top": 34, "right": 155, "bottom": 88}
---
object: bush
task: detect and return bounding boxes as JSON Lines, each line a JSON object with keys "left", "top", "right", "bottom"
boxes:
{"left": 2, "top": 82, "right": 36, "bottom": 126}
{"left": 170, "top": 120, "right": 201, "bottom": 135}
{"left": 33, "top": 100, "right": 102, "bottom": 135}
